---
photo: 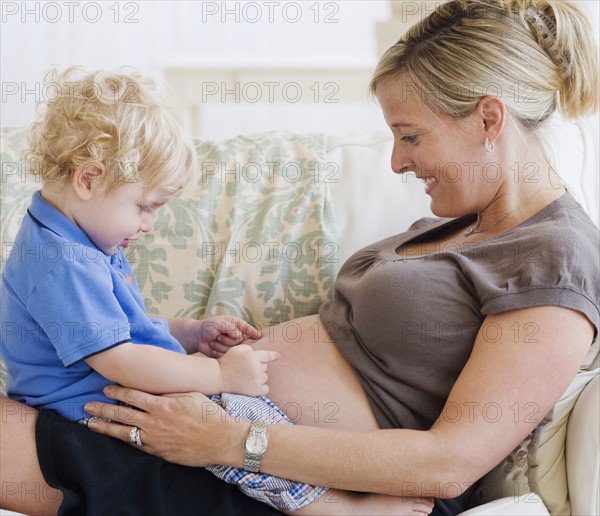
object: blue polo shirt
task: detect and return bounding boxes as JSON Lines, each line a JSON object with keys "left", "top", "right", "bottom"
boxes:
{"left": 0, "top": 191, "right": 186, "bottom": 421}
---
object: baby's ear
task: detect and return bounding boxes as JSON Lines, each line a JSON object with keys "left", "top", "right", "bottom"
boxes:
{"left": 72, "top": 162, "right": 106, "bottom": 199}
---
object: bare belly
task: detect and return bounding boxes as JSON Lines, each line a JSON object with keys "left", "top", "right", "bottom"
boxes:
{"left": 250, "top": 314, "right": 379, "bottom": 431}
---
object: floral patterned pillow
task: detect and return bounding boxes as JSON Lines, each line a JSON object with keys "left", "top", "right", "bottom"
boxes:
{"left": 133, "top": 131, "right": 338, "bottom": 330}
{"left": 0, "top": 127, "right": 337, "bottom": 393}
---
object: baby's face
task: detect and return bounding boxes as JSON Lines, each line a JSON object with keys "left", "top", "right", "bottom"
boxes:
{"left": 80, "top": 182, "right": 170, "bottom": 255}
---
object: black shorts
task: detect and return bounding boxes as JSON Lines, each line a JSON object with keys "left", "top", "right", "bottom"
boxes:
{"left": 36, "top": 409, "right": 281, "bottom": 516}
{"left": 36, "top": 408, "right": 473, "bottom": 516}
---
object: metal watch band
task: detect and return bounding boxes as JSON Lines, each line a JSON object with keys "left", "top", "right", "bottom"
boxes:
{"left": 243, "top": 421, "right": 268, "bottom": 473}
{"left": 243, "top": 457, "right": 261, "bottom": 473}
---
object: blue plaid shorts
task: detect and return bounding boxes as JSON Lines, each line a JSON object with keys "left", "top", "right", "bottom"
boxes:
{"left": 206, "top": 393, "right": 328, "bottom": 511}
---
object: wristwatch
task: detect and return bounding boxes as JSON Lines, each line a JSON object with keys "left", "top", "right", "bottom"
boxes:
{"left": 243, "top": 421, "right": 268, "bottom": 472}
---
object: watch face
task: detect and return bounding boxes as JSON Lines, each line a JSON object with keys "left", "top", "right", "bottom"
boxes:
{"left": 245, "top": 434, "right": 267, "bottom": 454}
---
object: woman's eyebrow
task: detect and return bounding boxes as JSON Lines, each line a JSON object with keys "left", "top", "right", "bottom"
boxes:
{"left": 390, "top": 122, "right": 418, "bottom": 128}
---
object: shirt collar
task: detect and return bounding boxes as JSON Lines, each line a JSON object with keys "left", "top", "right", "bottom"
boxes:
{"left": 27, "top": 190, "right": 105, "bottom": 254}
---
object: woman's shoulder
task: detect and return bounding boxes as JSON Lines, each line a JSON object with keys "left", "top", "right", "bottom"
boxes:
{"left": 511, "top": 190, "right": 599, "bottom": 260}
{"left": 473, "top": 192, "right": 599, "bottom": 327}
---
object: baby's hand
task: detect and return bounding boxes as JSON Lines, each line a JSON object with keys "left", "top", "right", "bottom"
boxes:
{"left": 195, "top": 315, "right": 262, "bottom": 357}
{"left": 218, "top": 344, "right": 280, "bottom": 396}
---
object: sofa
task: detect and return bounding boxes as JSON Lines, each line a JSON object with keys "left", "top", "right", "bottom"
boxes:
{"left": 0, "top": 116, "right": 598, "bottom": 515}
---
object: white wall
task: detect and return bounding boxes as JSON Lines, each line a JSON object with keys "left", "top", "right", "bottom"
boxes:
{"left": 0, "top": 0, "right": 391, "bottom": 138}
{"left": 1, "top": 1, "right": 598, "bottom": 141}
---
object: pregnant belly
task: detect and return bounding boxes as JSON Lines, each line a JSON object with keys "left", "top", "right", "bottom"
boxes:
{"left": 249, "top": 314, "right": 379, "bottom": 431}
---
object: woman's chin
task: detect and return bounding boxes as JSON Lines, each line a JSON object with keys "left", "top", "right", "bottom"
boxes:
{"left": 428, "top": 197, "right": 467, "bottom": 219}
{"left": 429, "top": 202, "right": 449, "bottom": 218}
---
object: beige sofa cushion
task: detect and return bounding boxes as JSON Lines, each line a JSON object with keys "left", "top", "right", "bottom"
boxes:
{"left": 471, "top": 366, "right": 598, "bottom": 514}
{"left": 567, "top": 374, "right": 600, "bottom": 516}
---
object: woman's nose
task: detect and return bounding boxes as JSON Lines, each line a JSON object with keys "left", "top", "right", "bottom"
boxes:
{"left": 391, "top": 147, "right": 414, "bottom": 175}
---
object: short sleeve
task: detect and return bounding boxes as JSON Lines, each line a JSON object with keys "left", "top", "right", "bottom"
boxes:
{"left": 473, "top": 227, "right": 599, "bottom": 335}
{"left": 28, "top": 259, "right": 131, "bottom": 366}
{"left": 150, "top": 318, "right": 170, "bottom": 333}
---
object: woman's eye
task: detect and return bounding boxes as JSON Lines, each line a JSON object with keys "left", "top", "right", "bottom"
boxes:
{"left": 401, "top": 135, "right": 418, "bottom": 144}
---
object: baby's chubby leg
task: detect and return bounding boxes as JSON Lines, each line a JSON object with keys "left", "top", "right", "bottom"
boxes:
{"left": 249, "top": 314, "right": 379, "bottom": 431}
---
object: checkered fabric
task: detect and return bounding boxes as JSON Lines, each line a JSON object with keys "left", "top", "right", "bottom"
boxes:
{"left": 206, "top": 393, "right": 328, "bottom": 511}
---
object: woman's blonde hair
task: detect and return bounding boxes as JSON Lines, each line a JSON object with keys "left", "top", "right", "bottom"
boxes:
{"left": 370, "top": 0, "right": 599, "bottom": 127}
{"left": 25, "top": 66, "right": 197, "bottom": 197}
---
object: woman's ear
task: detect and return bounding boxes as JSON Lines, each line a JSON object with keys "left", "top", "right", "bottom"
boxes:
{"left": 477, "top": 96, "right": 506, "bottom": 144}
{"left": 72, "top": 162, "right": 106, "bottom": 200}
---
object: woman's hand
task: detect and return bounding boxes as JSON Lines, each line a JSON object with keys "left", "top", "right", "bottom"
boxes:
{"left": 84, "top": 385, "right": 248, "bottom": 467}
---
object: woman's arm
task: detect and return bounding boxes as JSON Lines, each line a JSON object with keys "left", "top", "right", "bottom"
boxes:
{"left": 85, "top": 305, "right": 594, "bottom": 497}
{"left": 262, "top": 306, "right": 593, "bottom": 494}
{"left": 259, "top": 306, "right": 592, "bottom": 495}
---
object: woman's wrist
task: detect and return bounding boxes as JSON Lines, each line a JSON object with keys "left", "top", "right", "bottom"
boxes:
{"left": 221, "top": 416, "right": 251, "bottom": 468}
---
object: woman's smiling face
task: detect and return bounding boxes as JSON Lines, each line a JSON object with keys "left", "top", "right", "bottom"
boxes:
{"left": 376, "top": 77, "right": 499, "bottom": 219}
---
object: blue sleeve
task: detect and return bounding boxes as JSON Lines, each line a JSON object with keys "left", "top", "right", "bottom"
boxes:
{"left": 150, "top": 317, "right": 170, "bottom": 332}
{"left": 28, "top": 258, "right": 131, "bottom": 367}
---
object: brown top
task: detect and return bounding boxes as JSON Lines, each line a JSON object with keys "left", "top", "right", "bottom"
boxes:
{"left": 319, "top": 191, "right": 599, "bottom": 430}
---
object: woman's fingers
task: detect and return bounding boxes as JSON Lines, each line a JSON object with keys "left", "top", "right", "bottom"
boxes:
{"left": 85, "top": 390, "right": 240, "bottom": 467}
{"left": 83, "top": 385, "right": 158, "bottom": 427}
{"left": 84, "top": 399, "right": 145, "bottom": 424}
{"left": 85, "top": 414, "right": 140, "bottom": 443}
{"left": 84, "top": 388, "right": 159, "bottom": 449}
{"left": 103, "top": 384, "right": 156, "bottom": 412}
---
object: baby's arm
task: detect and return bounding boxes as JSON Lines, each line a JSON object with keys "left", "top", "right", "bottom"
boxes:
{"left": 85, "top": 343, "right": 279, "bottom": 396}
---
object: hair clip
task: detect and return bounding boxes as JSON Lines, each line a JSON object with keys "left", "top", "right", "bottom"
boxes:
{"left": 525, "top": 6, "right": 569, "bottom": 79}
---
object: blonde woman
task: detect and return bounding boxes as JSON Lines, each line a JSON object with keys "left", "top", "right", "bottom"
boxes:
{"left": 1, "top": 1, "right": 598, "bottom": 515}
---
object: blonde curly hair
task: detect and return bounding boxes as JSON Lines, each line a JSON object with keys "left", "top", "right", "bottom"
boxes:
{"left": 24, "top": 66, "right": 197, "bottom": 197}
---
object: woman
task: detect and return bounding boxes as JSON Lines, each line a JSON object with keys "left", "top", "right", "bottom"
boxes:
{"left": 1, "top": 0, "right": 598, "bottom": 514}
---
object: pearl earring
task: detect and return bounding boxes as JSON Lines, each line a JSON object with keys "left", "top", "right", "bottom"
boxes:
{"left": 485, "top": 137, "right": 494, "bottom": 152}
